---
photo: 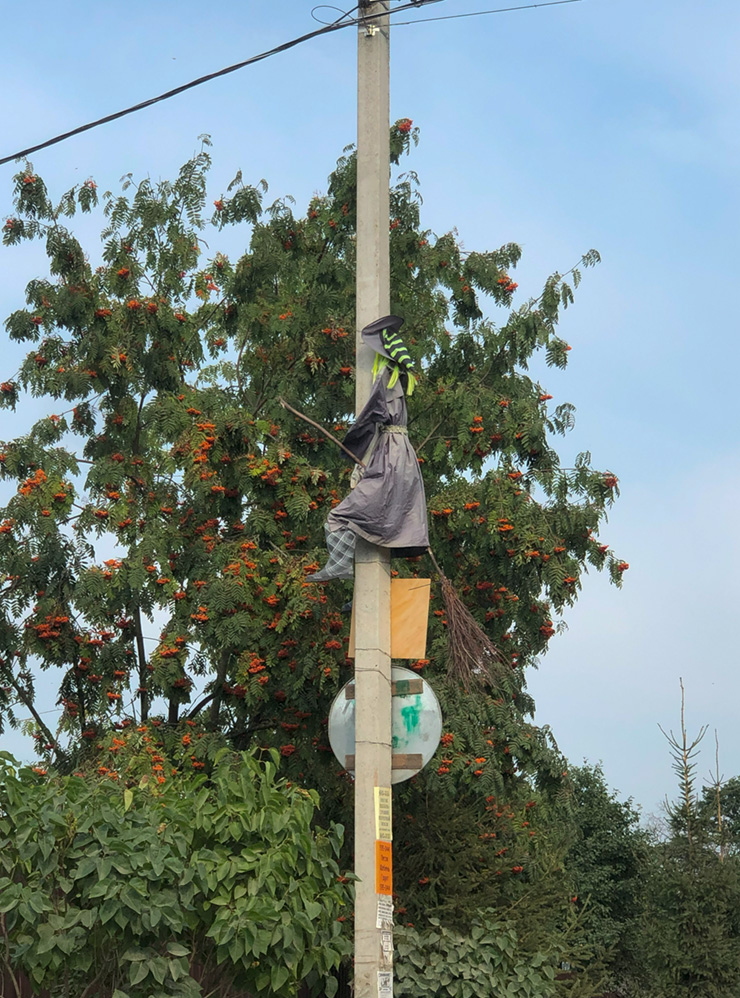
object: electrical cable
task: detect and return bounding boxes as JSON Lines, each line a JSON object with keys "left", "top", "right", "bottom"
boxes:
{"left": 312, "top": 0, "right": 433, "bottom": 25}
{"left": 0, "top": 0, "right": 578, "bottom": 168}
{"left": 311, "top": 4, "right": 358, "bottom": 25}
{"left": 312, "top": 2, "right": 364, "bottom": 26}
{"left": 0, "top": 0, "right": 438, "bottom": 168}
{"left": 389, "top": 0, "right": 582, "bottom": 26}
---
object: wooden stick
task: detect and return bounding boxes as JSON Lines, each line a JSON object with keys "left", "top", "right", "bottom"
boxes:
{"left": 278, "top": 397, "right": 365, "bottom": 466}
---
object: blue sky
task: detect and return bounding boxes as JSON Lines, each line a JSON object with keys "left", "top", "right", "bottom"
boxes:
{"left": 1, "top": 0, "right": 738, "bottom": 817}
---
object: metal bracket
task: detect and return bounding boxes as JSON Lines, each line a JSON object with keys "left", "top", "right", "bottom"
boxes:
{"left": 345, "top": 678, "right": 423, "bottom": 700}
{"left": 345, "top": 753, "right": 423, "bottom": 771}
{"left": 364, "top": 23, "right": 379, "bottom": 36}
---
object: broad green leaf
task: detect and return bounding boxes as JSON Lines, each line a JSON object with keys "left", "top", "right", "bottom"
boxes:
{"left": 271, "top": 964, "right": 290, "bottom": 992}
{"left": 74, "top": 857, "right": 96, "bottom": 880}
{"left": 129, "top": 961, "right": 149, "bottom": 986}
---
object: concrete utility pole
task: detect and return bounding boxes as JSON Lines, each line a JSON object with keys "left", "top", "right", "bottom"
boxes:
{"left": 354, "top": 3, "right": 393, "bottom": 998}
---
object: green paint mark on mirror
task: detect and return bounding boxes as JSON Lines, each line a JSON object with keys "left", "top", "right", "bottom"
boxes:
{"left": 400, "top": 695, "right": 422, "bottom": 736}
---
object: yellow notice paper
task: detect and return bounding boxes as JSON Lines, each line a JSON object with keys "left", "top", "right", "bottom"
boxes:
{"left": 375, "top": 786, "right": 392, "bottom": 841}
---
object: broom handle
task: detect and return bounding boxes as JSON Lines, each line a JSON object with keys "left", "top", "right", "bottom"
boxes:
{"left": 426, "top": 546, "right": 446, "bottom": 580}
{"left": 278, "top": 397, "right": 366, "bottom": 467}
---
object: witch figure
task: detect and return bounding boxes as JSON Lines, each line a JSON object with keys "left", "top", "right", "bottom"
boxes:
{"left": 306, "top": 315, "right": 429, "bottom": 582}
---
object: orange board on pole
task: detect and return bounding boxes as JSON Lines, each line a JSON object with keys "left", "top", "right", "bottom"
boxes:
{"left": 349, "top": 578, "right": 430, "bottom": 659}
{"left": 375, "top": 840, "right": 393, "bottom": 895}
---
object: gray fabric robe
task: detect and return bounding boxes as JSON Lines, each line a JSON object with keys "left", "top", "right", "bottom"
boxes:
{"left": 306, "top": 369, "right": 429, "bottom": 582}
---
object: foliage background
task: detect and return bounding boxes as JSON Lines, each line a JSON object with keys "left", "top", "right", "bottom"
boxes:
{"left": 0, "top": 126, "right": 632, "bottom": 995}
{"left": 1, "top": 0, "right": 739, "bottom": 815}
{"left": 0, "top": 123, "right": 738, "bottom": 997}
{"left": 0, "top": 748, "right": 351, "bottom": 997}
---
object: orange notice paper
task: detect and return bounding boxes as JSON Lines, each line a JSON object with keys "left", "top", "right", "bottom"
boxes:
{"left": 375, "top": 840, "right": 393, "bottom": 895}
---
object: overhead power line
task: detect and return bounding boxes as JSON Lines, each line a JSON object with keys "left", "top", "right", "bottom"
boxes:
{"left": 0, "top": 1, "right": 438, "bottom": 168}
{"left": 390, "top": 0, "right": 583, "bottom": 26}
{"left": 0, "top": 0, "right": 583, "bottom": 168}
{"left": 0, "top": 4, "right": 359, "bottom": 168}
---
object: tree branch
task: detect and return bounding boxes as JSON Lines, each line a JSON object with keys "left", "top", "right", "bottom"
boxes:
{"left": 4, "top": 671, "right": 65, "bottom": 765}
{"left": 208, "top": 650, "right": 231, "bottom": 730}
{"left": 187, "top": 692, "right": 217, "bottom": 721}
{"left": 132, "top": 608, "right": 149, "bottom": 723}
{"left": 414, "top": 418, "right": 444, "bottom": 456}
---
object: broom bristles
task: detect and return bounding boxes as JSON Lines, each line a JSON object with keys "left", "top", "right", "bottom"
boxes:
{"left": 427, "top": 548, "right": 510, "bottom": 690}
{"left": 440, "top": 575, "right": 509, "bottom": 689}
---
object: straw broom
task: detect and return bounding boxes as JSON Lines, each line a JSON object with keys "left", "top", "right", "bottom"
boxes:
{"left": 426, "top": 547, "right": 510, "bottom": 690}
{"left": 280, "top": 396, "right": 509, "bottom": 687}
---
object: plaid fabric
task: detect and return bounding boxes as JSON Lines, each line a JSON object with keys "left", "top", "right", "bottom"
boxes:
{"left": 305, "top": 525, "right": 356, "bottom": 582}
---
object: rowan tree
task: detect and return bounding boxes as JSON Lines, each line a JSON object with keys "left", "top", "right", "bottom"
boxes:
{"left": 0, "top": 127, "right": 626, "bottom": 985}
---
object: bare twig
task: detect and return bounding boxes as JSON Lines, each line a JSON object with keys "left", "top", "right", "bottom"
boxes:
{"left": 1, "top": 913, "right": 22, "bottom": 998}
{"left": 266, "top": 539, "right": 289, "bottom": 562}
{"left": 680, "top": 678, "right": 692, "bottom": 845}
{"left": 414, "top": 418, "right": 444, "bottom": 456}
{"left": 715, "top": 729, "right": 725, "bottom": 861}
{"left": 80, "top": 965, "right": 109, "bottom": 998}
{"left": 4, "top": 672, "right": 64, "bottom": 764}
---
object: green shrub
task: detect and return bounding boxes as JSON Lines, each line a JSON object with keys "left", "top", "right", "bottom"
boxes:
{"left": 0, "top": 748, "right": 350, "bottom": 997}
{"left": 394, "top": 915, "right": 557, "bottom": 998}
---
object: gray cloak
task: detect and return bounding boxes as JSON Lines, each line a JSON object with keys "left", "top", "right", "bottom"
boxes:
{"left": 306, "top": 368, "right": 429, "bottom": 582}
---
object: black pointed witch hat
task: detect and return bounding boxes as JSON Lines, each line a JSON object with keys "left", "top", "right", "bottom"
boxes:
{"left": 361, "top": 315, "right": 415, "bottom": 370}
